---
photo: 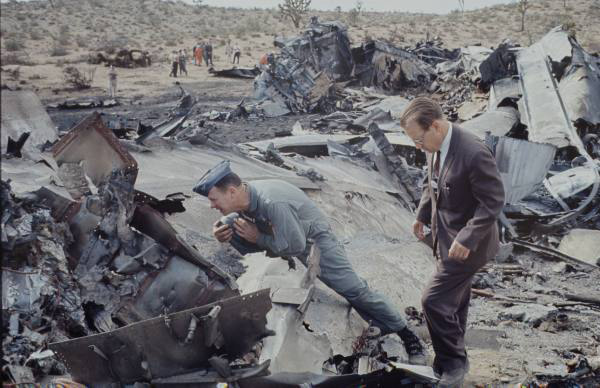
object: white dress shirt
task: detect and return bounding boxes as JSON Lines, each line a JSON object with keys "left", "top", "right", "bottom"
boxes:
{"left": 437, "top": 122, "right": 453, "bottom": 172}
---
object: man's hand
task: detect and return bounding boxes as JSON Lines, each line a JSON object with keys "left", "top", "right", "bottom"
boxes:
{"left": 234, "top": 218, "right": 259, "bottom": 243}
{"left": 413, "top": 220, "right": 425, "bottom": 241}
{"left": 213, "top": 221, "right": 233, "bottom": 243}
{"left": 449, "top": 240, "right": 470, "bottom": 261}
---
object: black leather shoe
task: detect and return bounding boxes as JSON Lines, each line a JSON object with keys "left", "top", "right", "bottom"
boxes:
{"left": 398, "top": 326, "right": 427, "bottom": 365}
{"left": 433, "top": 362, "right": 443, "bottom": 378}
{"left": 438, "top": 366, "right": 466, "bottom": 388}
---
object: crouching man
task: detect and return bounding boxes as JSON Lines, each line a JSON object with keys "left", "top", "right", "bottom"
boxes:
{"left": 193, "top": 160, "right": 427, "bottom": 365}
{"left": 400, "top": 97, "right": 505, "bottom": 387}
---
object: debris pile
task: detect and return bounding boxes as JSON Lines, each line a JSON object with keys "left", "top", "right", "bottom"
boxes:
{"left": 253, "top": 18, "right": 436, "bottom": 114}
{"left": 2, "top": 17, "right": 600, "bottom": 386}
{"left": 1, "top": 113, "right": 245, "bottom": 383}
{"left": 88, "top": 48, "right": 152, "bottom": 68}
{"left": 351, "top": 40, "right": 436, "bottom": 91}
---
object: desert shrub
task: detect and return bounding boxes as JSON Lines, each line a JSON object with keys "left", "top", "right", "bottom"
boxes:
{"left": 56, "top": 30, "right": 71, "bottom": 46}
{"left": 16, "top": 13, "right": 27, "bottom": 21}
{"left": 96, "top": 35, "right": 129, "bottom": 54}
{"left": 29, "top": 30, "right": 43, "bottom": 40}
{"left": 5, "top": 38, "right": 24, "bottom": 51}
{"left": 63, "top": 66, "right": 95, "bottom": 89}
{"left": 1, "top": 53, "right": 34, "bottom": 66}
{"left": 76, "top": 35, "right": 88, "bottom": 48}
{"left": 50, "top": 44, "right": 69, "bottom": 56}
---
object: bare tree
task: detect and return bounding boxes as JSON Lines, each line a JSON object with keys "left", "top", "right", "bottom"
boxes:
{"left": 348, "top": 0, "right": 363, "bottom": 25}
{"left": 458, "top": 0, "right": 465, "bottom": 13}
{"left": 278, "top": 0, "right": 311, "bottom": 28}
{"left": 517, "top": 0, "right": 530, "bottom": 32}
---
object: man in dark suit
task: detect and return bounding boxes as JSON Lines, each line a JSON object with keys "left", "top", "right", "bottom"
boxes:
{"left": 400, "top": 97, "right": 505, "bottom": 387}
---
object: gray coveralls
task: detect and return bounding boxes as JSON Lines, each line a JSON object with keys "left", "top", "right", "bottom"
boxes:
{"left": 244, "top": 180, "right": 407, "bottom": 334}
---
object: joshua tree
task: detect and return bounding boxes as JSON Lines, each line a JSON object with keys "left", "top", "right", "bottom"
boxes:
{"left": 348, "top": 0, "right": 363, "bottom": 25}
{"left": 278, "top": 0, "right": 311, "bottom": 28}
{"left": 517, "top": 0, "right": 530, "bottom": 32}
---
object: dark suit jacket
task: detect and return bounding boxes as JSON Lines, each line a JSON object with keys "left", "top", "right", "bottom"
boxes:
{"left": 416, "top": 125, "right": 505, "bottom": 271}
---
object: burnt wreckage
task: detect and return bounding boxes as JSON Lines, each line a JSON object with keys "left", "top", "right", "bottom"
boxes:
{"left": 2, "top": 18, "right": 600, "bottom": 386}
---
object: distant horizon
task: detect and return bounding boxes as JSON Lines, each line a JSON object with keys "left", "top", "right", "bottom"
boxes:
{"left": 0, "top": 0, "right": 514, "bottom": 15}
{"left": 195, "top": 0, "right": 512, "bottom": 14}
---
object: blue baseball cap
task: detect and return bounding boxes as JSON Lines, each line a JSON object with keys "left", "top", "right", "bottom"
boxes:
{"left": 193, "top": 160, "right": 232, "bottom": 196}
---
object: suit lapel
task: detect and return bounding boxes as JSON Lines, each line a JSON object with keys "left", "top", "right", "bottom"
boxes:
{"left": 439, "top": 126, "right": 460, "bottom": 185}
{"left": 427, "top": 151, "right": 438, "bottom": 205}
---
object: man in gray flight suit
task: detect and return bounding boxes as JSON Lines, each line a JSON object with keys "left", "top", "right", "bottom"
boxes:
{"left": 193, "top": 160, "right": 427, "bottom": 364}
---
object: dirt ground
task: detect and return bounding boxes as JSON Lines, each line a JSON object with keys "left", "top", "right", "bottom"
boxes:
{"left": 2, "top": 1, "right": 600, "bottom": 386}
{"left": 29, "top": 71, "right": 600, "bottom": 387}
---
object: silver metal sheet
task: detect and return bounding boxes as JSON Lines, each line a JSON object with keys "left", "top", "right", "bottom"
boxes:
{"left": 363, "top": 96, "right": 409, "bottom": 119}
{"left": 271, "top": 287, "right": 314, "bottom": 307}
{"left": 558, "top": 229, "right": 600, "bottom": 267}
{"left": 546, "top": 166, "right": 597, "bottom": 199}
{"left": 488, "top": 76, "right": 521, "bottom": 110}
{"left": 462, "top": 107, "right": 521, "bottom": 138}
{"left": 388, "top": 361, "right": 440, "bottom": 382}
{"left": 558, "top": 44, "right": 600, "bottom": 126}
{"left": 539, "top": 26, "right": 573, "bottom": 64}
{"left": 491, "top": 136, "right": 556, "bottom": 204}
{"left": 245, "top": 134, "right": 364, "bottom": 154}
{"left": 516, "top": 28, "right": 586, "bottom": 153}
{"left": 131, "top": 144, "right": 320, "bottom": 198}
{"left": 52, "top": 112, "right": 139, "bottom": 189}
{"left": 1, "top": 91, "right": 58, "bottom": 159}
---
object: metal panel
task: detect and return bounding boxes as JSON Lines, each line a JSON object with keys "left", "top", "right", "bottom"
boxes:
{"left": 245, "top": 134, "right": 364, "bottom": 155}
{"left": 488, "top": 76, "right": 521, "bottom": 110}
{"left": 516, "top": 29, "right": 586, "bottom": 153}
{"left": 52, "top": 112, "right": 138, "bottom": 188}
{"left": 558, "top": 43, "right": 600, "bottom": 126}
{"left": 0, "top": 91, "right": 58, "bottom": 158}
{"left": 130, "top": 204, "right": 238, "bottom": 291}
{"left": 462, "top": 107, "right": 521, "bottom": 138}
{"left": 487, "top": 136, "right": 556, "bottom": 204}
{"left": 49, "top": 290, "right": 272, "bottom": 385}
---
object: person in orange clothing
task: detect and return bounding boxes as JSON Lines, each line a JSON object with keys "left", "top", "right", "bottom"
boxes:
{"left": 195, "top": 43, "right": 203, "bottom": 67}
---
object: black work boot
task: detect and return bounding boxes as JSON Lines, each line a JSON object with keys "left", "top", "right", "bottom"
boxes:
{"left": 398, "top": 326, "right": 427, "bottom": 365}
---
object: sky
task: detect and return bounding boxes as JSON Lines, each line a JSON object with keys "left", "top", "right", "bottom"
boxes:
{"left": 197, "top": 0, "right": 513, "bottom": 14}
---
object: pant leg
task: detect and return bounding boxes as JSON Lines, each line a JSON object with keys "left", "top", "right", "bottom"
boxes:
{"left": 421, "top": 260, "right": 476, "bottom": 371}
{"left": 315, "top": 236, "right": 406, "bottom": 334}
{"left": 457, "top": 283, "right": 471, "bottom": 336}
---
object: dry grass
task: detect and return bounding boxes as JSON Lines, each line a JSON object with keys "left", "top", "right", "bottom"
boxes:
{"left": 0, "top": 0, "right": 598, "bottom": 101}
{"left": 0, "top": 0, "right": 598, "bottom": 67}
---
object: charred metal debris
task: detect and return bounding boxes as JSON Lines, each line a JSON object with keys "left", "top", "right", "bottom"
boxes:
{"left": 2, "top": 19, "right": 600, "bottom": 386}
{"left": 88, "top": 48, "right": 152, "bottom": 68}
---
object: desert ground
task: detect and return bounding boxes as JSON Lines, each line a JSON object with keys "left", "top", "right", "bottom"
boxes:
{"left": 2, "top": 0, "right": 600, "bottom": 386}
{"left": 1, "top": 0, "right": 599, "bottom": 101}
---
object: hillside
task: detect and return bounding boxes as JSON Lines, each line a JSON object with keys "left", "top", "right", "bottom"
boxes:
{"left": 1, "top": 0, "right": 599, "bottom": 69}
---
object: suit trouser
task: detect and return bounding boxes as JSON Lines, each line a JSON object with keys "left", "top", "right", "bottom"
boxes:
{"left": 421, "top": 256, "right": 483, "bottom": 371}
{"left": 108, "top": 80, "right": 117, "bottom": 98}
{"left": 302, "top": 233, "right": 407, "bottom": 334}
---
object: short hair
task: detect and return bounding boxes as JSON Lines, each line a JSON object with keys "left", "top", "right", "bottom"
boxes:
{"left": 399, "top": 96, "right": 443, "bottom": 130}
{"left": 214, "top": 173, "right": 242, "bottom": 190}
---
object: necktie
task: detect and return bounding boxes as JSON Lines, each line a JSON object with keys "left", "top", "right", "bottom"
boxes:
{"left": 433, "top": 151, "right": 441, "bottom": 178}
